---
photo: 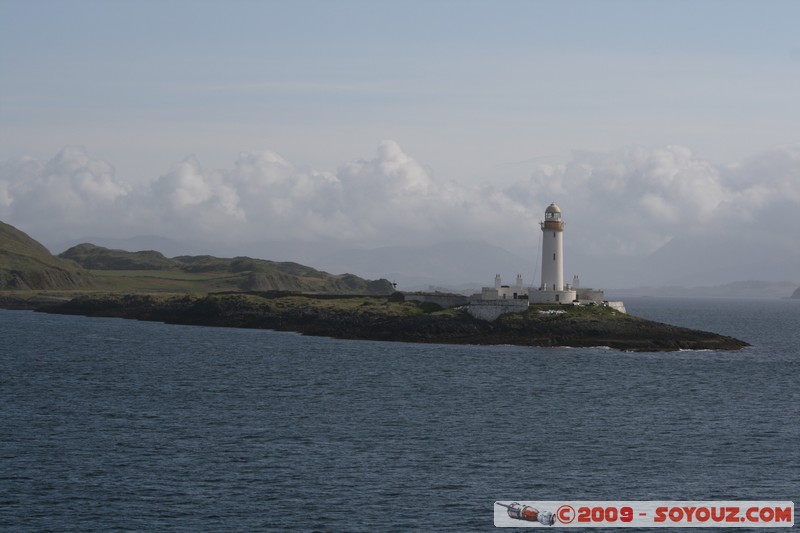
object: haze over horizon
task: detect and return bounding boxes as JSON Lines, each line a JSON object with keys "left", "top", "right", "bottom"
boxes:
{"left": 2, "top": 1, "right": 799, "bottom": 289}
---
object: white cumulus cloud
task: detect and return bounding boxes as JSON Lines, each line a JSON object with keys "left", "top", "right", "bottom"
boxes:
{"left": 1, "top": 141, "right": 799, "bottom": 285}
{"left": 515, "top": 144, "right": 794, "bottom": 256}
{"left": 0, "top": 147, "right": 131, "bottom": 241}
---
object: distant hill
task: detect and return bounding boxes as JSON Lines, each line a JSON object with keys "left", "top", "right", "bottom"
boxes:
{"left": 60, "top": 243, "right": 177, "bottom": 271}
{"left": 1, "top": 221, "right": 393, "bottom": 294}
{"left": 58, "top": 243, "right": 394, "bottom": 294}
{"left": 0, "top": 221, "right": 92, "bottom": 290}
{"left": 598, "top": 234, "right": 800, "bottom": 288}
{"left": 606, "top": 280, "right": 799, "bottom": 300}
{"left": 316, "top": 240, "right": 534, "bottom": 290}
{"left": 53, "top": 237, "right": 534, "bottom": 290}
{"left": 51, "top": 235, "right": 204, "bottom": 258}
{"left": 791, "top": 287, "right": 800, "bottom": 299}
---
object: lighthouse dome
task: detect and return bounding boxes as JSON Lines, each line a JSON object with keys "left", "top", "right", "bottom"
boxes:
{"left": 545, "top": 203, "right": 561, "bottom": 214}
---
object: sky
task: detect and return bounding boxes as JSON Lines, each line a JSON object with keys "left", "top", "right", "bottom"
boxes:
{"left": 1, "top": 0, "right": 799, "bottom": 287}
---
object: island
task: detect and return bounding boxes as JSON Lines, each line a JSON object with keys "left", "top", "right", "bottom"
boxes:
{"left": 21, "top": 291, "right": 744, "bottom": 352}
{"left": 0, "top": 219, "right": 749, "bottom": 352}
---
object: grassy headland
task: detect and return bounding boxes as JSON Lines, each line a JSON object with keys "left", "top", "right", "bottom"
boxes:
{"left": 1, "top": 221, "right": 393, "bottom": 295}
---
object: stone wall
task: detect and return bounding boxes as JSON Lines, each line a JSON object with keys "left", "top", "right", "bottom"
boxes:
{"left": 607, "top": 301, "right": 627, "bottom": 314}
{"left": 528, "top": 289, "right": 577, "bottom": 304}
{"left": 576, "top": 288, "right": 604, "bottom": 302}
{"left": 403, "top": 292, "right": 469, "bottom": 309}
{"left": 467, "top": 299, "right": 529, "bottom": 321}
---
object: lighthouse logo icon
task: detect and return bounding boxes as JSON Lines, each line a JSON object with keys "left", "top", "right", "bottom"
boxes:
{"left": 496, "top": 501, "right": 556, "bottom": 526}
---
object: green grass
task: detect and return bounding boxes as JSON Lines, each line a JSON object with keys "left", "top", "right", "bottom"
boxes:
{"left": 87, "top": 269, "right": 247, "bottom": 292}
{"left": 496, "top": 302, "right": 637, "bottom": 323}
{"left": 200, "top": 292, "right": 429, "bottom": 318}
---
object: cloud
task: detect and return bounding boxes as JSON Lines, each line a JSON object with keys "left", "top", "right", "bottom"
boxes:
{"left": 131, "top": 139, "right": 535, "bottom": 247}
{"left": 723, "top": 144, "right": 800, "bottom": 212}
{"left": 149, "top": 156, "right": 245, "bottom": 235}
{"left": 0, "top": 147, "right": 130, "bottom": 241}
{"left": 514, "top": 144, "right": 800, "bottom": 257}
{"left": 2, "top": 141, "right": 799, "bottom": 280}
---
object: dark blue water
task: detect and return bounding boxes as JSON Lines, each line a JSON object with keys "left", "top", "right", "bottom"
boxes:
{"left": 1, "top": 298, "right": 798, "bottom": 531}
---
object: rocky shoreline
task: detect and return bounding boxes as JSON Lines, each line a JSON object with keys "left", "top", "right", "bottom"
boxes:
{"left": 1, "top": 292, "right": 750, "bottom": 352}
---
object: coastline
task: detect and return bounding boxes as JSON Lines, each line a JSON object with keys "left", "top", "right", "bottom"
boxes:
{"left": 2, "top": 292, "right": 750, "bottom": 352}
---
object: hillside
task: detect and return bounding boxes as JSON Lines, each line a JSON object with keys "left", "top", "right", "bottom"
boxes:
{"left": 58, "top": 243, "right": 394, "bottom": 294}
{"left": 60, "top": 243, "right": 175, "bottom": 270}
{"left": 0, "top": 221, "right": 393, "bottom": 295}
{"left": 0, "top": 221, "right": 92, "bottom": 290}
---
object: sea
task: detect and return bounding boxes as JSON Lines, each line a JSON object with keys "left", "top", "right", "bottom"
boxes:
{"left": 1, "top": 297, "right": 798, "bottom": 531}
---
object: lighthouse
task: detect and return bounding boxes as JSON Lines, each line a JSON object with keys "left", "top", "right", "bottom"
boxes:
{"left": 540, "top": 202, "right": 564, "bottom": 291}
{"left": 470, "top": 200, "right": 625, "bottom": 316}
{"left": 527, "top": 202, "right": 576, "bottom": 304}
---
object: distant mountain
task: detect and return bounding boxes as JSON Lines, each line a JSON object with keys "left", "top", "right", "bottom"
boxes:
{"left": 234, "top": 238, "right": 354, "bottom": 267}
{"left": 606, "top": 280, "right": 799, "bottom": 300}
{"left": 0, "top": 221, "right": 92, "bottom": 290}
{"left": 315, "top": 240, "right": 534, "bottom": 291}
{"left": 308, "top": 234, "right": 799, "bottom": 291}
{"left": 628, "top": 234, "right": 799, "bottom": 288}
{"left": 791, "top": 287, "right": 800, "bottom": 299}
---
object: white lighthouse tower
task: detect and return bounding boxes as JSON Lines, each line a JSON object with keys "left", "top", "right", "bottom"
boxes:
{"left": 540, "top": 202, "right": 564, "bottom": 291}
{"left": 528, "top": 202, "right": 576, "bottom": 304}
